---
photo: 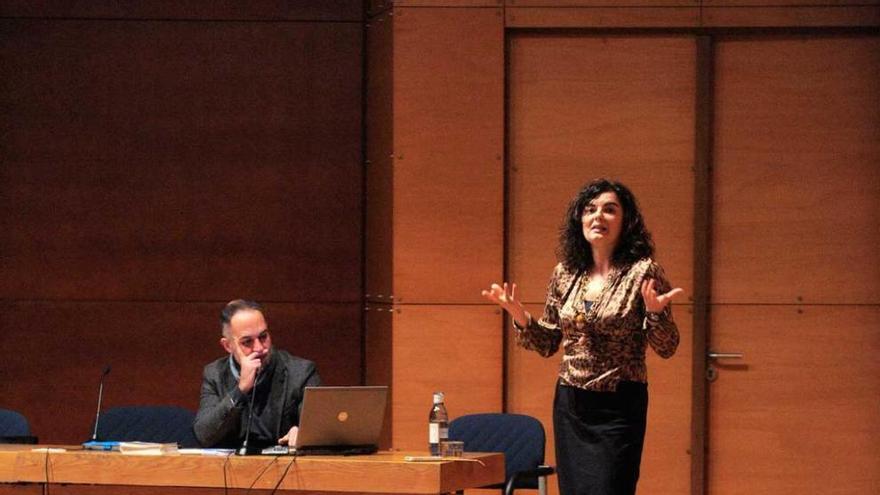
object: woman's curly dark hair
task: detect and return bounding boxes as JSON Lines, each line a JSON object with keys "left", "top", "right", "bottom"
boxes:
{"left": 558, "top": 178, "right": 654, "bottom": 272}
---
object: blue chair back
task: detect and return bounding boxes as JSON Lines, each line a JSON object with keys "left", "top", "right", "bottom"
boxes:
{"left": 96, "top": 406, "right": 198, "bottom": 447}
{"left": 0, "top": 409, "right": 31, "bottom": 437}
{"left": 448, "top": 413, "right": 547, "bottom": 489}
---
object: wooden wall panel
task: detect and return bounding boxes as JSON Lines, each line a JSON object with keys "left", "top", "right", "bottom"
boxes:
{"left": 701, "top": 6, "right": 880, "bottom": 27}
{"left": 0, "top": 488, "right": 399, "bottom": 495}
{"left": 712, "top": 36, "right": 880, "bottom": 305}
{"left": 366, "top": 9, "right": 396, "bottom": 302}
{"left": 506, "top": 7, "right": 700, "bottom": 27}
{"left": 0, "top": 301, "right": 361, "bottom": 445}
{"left": 0, "top": 1, "right": 363, "bottom": 21}
{"left": 506, "top": 0, "right": 879, "bottom": 5}
{"left": 0, "top": 487, "right": 374, "bottom": 495}
{"left": 391, "top": 305, "right": 503, "bottom": 449}
{"left": 709, "top": 34, "right": 879, "bottom": 495}
{"left": 366, "top": 5, "right": 505, "bottom": 457}
{"left": 514, "top": 296, "right": 695, "bottom": 491}
{"left": 502, "top": 2, "right": 880, "bottom": 27}
{"left": 365, "top": 305, "right": 394, "bottom": 449}
{"left": 508, "top": 34, "right": 696, "bottom": 304}
{"left": 506, "top": 304, "right": 561, "bottom": 421}
{"left": 509, "top": 0, "right": 695, "bottom": 4}
{"left": 703, "top": 0, "right": 879, "bottom": 6}
{"left": 0, "top": 486, "right": 40, "bottom": 495}
{"left": 507, "top": 33, "right": 695, "bottom": 495}
{"left": 505, "top": 302, "right": 566, "bottom": 495}
{"left": 505, "top": 36, "right": 696, "bottom": 316}
{"left": 365, "top": 6, "right": 395, "bottom": 453}
{"left": 0, "top": 488, "right": 242, "bottom": 495}
{"left": 708, "top": 306, "right": 880, "bottom": 495}
{"left": 0, "top": 19, "right": 363, "bottom": 303}
{"left": 641, "top": 305, "right": 693, "bottom": 495}
{"left": 1, "top": 9, "right": 365, "bottom": 449}
{"left": 265, "top": 303, "right": 364, "bottom": 387}
{"left": 507, "top": 304, "right": 693, "bottom": 495}
{"left": 391, "top": 7, "right": 504, "bottom": 304}
{"left": 368, "top": 0, "right": 393, "bottom": 16}
{"left": 396, "top": 0, "right": 500, "bottom": 6}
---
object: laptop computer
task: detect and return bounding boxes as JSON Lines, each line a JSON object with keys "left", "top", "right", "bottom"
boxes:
{"left": 267, "top": 385, "right": 388, "bottom": 456}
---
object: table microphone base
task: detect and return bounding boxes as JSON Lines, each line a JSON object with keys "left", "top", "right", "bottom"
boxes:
{"left": 236, "top": 444, "right": 263, "bottom": 456}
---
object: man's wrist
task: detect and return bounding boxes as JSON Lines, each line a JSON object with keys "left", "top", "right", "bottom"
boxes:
{"left": 237, "top": 375, "right": 255, "bottom": 395}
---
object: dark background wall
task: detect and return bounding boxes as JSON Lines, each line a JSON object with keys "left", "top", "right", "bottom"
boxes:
{"left": 0, "top": 1, "right": 365, "bottom": 444}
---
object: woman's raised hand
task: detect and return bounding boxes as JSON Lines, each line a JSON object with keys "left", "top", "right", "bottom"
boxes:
{"left": 640, "top": 278, "right": 684, "bottom": 314}
{"left": 482, "top": 282, "right": 529, "bottom": 327}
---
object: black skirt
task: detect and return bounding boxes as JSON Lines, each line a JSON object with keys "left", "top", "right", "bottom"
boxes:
{"left": 552, "top": 380, "right": 648, "bottom": 495}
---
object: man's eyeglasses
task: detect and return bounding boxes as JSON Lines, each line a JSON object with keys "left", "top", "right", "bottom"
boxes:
{"left": 237, "top": 330, "right": 270, "bottom": 349}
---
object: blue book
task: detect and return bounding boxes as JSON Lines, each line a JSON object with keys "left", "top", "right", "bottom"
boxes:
{"left": 82, "top": 440, "right": 121, "bottom": 451}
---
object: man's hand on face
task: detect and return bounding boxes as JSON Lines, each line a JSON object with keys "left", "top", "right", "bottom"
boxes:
{"left": 237, "top": 348, "right": 266, "bottom": 394}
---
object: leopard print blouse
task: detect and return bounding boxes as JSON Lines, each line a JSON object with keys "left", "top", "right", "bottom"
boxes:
{"left": 515, "top": 258, "right": 680, "bottom": 392}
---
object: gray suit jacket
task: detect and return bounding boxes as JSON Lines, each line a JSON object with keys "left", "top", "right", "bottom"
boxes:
{"left": 193, "top": 349, "right": 321, "bottom": 448}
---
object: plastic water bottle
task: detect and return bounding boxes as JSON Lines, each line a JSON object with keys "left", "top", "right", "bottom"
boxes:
{"left": 428, "top": 391, "right": 448, "bottom": 456}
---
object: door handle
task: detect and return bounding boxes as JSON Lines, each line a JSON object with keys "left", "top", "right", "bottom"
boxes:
{"left": 708, "top": 352, "right": 743, "bottom": 359}
{"left": 706, "top": 351, "right": 744, "bottom": 381}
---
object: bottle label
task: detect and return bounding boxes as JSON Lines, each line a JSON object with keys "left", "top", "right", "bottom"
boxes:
{"left": 429, "top": 423, "right": 439, "bottom": 443}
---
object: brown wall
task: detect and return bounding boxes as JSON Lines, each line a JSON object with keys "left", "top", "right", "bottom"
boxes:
{"left": 507, "top": 33, "right": 697, "bottom": 495}
{"left": 365, "top": 3, "right": 879, "bottom": 495}
{"left": 0, "top": 1, "right": 364, "bottom": 444}
{"left": 365, "top": 5, "right": 506, "bottom": 451}
{"left": 3, "top": 3, "right": 879, "bottom": 495}
{"left": 708, "top": 35, "right": 880, "bottom": 495}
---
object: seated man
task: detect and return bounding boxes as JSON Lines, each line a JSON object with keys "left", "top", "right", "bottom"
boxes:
{"left": 194, "top": 299, "right": 320, "bottom": 449}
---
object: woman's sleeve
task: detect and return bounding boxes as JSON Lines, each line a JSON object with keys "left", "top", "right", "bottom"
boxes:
{"left": 644, "top": 262, "right": 680, "bottom": 359}
{"left": 514, "top": 265, "right": 564, "bottom": 358}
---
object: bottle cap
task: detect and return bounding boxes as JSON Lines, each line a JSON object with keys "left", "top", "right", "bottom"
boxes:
{"left": 433, "top": 392, "right": 444, "bottom": 403}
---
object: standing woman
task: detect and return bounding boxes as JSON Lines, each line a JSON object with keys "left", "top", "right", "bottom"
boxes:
{"left": 482, "top": 178, "right": 682, "bottom": 495}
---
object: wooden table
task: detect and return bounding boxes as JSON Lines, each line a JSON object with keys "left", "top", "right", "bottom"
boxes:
{"left": 0, "top": 446, "right": 503, "bottom": 494}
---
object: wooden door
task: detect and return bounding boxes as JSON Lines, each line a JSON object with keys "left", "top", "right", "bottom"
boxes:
{"left": 709, "top": 35, "right": 880, "bottom": 495}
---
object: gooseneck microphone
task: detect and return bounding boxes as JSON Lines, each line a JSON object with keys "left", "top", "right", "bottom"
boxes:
{"left": 91, "top": 364, "right": 112, "bottom": 441}
{"left": 237, "top": 369, "right": 260, "bottom": 456}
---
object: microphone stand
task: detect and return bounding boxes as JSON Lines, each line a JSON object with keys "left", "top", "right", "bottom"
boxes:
{"left": 91, "top": 365, "right": 112, "bottom": 441}
{"left": 237, "top": 370, "right": 260, "bottom": 456}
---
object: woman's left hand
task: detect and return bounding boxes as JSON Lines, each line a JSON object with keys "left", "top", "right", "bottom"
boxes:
{"left": 641, "top": 278, "right": 684, "bottom": 314}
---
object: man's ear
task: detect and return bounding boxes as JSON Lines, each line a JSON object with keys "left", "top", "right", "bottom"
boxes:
{"left": 220, "top": 337, "right": 233, "bottom": 354}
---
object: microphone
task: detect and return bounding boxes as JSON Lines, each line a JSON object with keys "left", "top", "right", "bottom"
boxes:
{"left": 91, "top": 364, "right": 112, "bottom": 441}
{"left": 237, "top": 368, "right": 260, "bottom": 456}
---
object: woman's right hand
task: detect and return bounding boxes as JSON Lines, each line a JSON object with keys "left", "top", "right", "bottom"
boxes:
{"left": 481, "top": 282, "right": 530, "bottom": 328}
